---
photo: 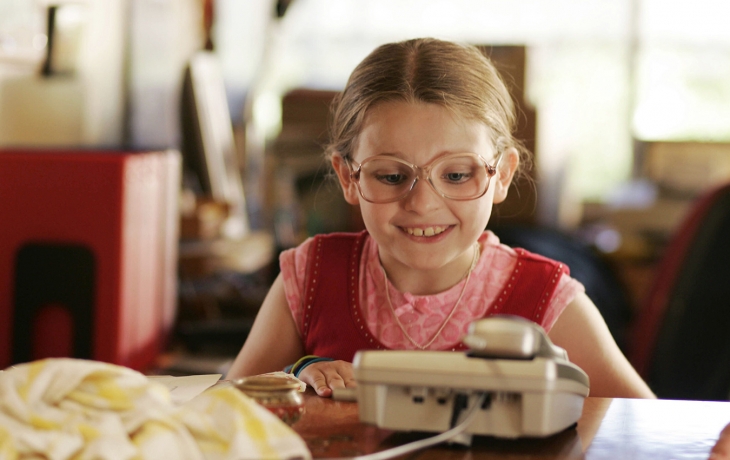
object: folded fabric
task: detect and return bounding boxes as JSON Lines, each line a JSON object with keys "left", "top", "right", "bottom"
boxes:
{"left": 0, "top": 358, "right": 310, "bottom": 460}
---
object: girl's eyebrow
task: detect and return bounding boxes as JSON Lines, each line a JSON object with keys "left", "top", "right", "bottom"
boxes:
{"left": 362, "top": 151, "right": 407, "bottom": 160}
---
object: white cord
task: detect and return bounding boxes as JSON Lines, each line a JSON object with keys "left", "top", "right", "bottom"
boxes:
{"left": 328, "top": 392, "right": 487, "bottom": 460}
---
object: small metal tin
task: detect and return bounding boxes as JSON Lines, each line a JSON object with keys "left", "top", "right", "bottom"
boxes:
{"left": 233, "top": 375, "right": 304, "bottom": 426}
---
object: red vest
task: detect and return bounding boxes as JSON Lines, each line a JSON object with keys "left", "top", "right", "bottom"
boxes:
{"left": 301, "top": 231, "right": 568, "bottom": 362}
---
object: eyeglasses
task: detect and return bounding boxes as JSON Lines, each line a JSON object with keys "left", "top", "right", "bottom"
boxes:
{"left": 347, "top": 151, "right": 502, "bottom": 204}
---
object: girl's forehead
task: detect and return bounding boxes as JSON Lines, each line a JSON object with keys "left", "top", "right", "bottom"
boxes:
{"left": 355, "top": 101, "right": 494, "bottom": 159}
{"left": 363, "top": 100, "right": 472, "bottom": 124}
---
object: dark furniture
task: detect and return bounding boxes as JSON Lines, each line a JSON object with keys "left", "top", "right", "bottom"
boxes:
{"left": 629, "top": 182, "right": 730, "bottom": 400}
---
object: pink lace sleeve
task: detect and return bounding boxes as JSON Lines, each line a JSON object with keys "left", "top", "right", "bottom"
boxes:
{"left": 278, "top": 238, "right": 315, "bottom": 338}
{"left": 541, "top": 274, "right": 585, "bottom": 332}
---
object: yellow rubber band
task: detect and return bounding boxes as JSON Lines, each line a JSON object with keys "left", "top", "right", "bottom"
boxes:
{"left": 287, "top": 355, "right": 319, "bottom": 375}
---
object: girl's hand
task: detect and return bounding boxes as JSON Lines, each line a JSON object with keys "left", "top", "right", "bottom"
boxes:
{"left": 710, "top": 423, "right": 730, "bottom": 459}
{"left": 297, "top": 360, "right": 357, "bottom": 397}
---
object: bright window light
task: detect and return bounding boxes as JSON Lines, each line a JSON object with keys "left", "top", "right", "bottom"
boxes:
{"left": 217, "top": 0, "right": 730, "bottom": 210}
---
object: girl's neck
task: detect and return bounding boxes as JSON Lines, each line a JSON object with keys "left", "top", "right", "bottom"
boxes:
{"left": 378, "top": 242, "right": 481, "bottom": 296}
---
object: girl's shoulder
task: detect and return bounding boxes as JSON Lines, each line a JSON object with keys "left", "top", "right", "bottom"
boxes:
{"left": 279, "top": 236, "right": 314, "bottom": 274}
{"left": 480, "top": 230, "right": 519, "bottom": 265}
{"left": 280, "top": 231, "right": 369, "bottom": 272}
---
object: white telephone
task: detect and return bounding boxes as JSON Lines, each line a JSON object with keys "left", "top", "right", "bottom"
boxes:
{"left": 352, "top": 315, "right": 589, "bottom": 439}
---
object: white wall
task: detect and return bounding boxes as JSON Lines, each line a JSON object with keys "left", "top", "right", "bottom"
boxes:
{"left": 0, "top": 0, "right": 126, "bottom": 147}
{"left": 126, "top": 0, "right": 203, "bottom": 149}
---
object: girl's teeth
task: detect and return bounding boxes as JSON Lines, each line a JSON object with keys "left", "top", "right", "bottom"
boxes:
{"left": 406, "top": 226, "right": 444, "bottom": 237}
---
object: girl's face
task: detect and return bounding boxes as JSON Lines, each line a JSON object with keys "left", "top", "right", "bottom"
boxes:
{"left": 333, "top": 101, "right": 516, "bottom": 286}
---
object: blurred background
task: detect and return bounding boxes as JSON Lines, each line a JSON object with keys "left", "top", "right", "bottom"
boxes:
{"left": 2, "top": 0, "right": 730, "bottom": 397}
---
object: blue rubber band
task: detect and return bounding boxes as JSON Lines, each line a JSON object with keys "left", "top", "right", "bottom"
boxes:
{"left": 285, "top": 354, "right": 319, "bottom": 375}
{"left": 294, "top": 357, "right": 334, "bottom": 378}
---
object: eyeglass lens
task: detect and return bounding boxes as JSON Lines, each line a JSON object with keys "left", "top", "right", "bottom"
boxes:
{"left": 357, "top": 154, "right": 491, "bottom": 202}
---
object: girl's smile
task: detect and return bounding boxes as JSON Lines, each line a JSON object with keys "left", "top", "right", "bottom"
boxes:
{"left": 401, "top": 225, "right": 449, "bottom": 237}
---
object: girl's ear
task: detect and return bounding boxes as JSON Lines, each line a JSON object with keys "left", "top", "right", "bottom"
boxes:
{"left": 331, "top": 153, "right": 361, "bottom": 205}
{"left": 492, "top": 147, "right": 519, "bottom": 204}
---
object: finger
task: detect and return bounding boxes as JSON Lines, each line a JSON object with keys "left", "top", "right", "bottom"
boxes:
{"left": 710, "top": 435, "right": 730, "bottom": 460}
{"left": 344, "top": 377, "right": 358, "bottom": 388}
{"left": 326, "top": 372, "right": 347, "bottom": 390}
{"left": 710, "top": 446, "right": 730, "bottom": 460}
{"left": 329, "top": 361, "right": 356, "bottom": 383}
{"left": 309, "top": 373, "right": 333, "bottom": 397}
{"left": 710, "top": 427, "right": 730, "bottom": 459}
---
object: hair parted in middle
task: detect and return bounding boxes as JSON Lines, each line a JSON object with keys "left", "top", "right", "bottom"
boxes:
{"left": 326, "top": 37, "right": 528, "bottom": 173}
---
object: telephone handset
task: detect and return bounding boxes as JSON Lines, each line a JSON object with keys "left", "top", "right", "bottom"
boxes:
{"left": 463, "top": 314, "right": 568, "bottom": 361}
{"left": 353, "top": 315, "right": 590, "bottom": 439}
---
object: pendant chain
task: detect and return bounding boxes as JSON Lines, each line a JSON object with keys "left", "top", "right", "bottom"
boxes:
{"left": 381, "top": 243, "right": 480, "bottom": 350}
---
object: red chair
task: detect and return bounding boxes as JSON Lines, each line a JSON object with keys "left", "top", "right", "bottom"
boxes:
{"left": 629, "top": 181, "right": 730, "bottom": 400}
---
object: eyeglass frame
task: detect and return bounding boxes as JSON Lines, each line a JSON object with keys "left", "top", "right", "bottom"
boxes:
{"left": 346, "top": 150, "right": 504, "bottom": 204}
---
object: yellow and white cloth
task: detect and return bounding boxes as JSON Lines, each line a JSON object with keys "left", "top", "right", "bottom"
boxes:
{"left": 0, "top": 359, "right": 311, "bottom": 460}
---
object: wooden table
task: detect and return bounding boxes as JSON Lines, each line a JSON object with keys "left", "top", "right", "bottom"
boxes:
{"left": 292, "top": 393, "right": 730, "bottom": 459}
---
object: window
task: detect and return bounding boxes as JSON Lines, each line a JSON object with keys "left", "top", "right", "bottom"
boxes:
{"left": 216, "top": 0, "right": 730, "bottom": 222}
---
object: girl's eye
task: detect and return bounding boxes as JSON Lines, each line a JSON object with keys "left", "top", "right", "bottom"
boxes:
{"left": 442, "top": 171, "right": 472, "bottom": 183}
{"left": 376, "top": 173, "right": 408, "bottom": 185}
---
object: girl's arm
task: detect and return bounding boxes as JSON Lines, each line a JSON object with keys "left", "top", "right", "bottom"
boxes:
{"left": 548, "top": 292, "right": 656, "bottom": 399}
{"left": 226, "top": 274, "right": 305, "bottom": 380}
{"left": 226, "top": 272, "right": 356, "bottom": 397}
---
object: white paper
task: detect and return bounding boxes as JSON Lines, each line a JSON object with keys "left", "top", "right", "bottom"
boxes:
{"left": 148, "top": 374, "right": 222, "bottom": 405}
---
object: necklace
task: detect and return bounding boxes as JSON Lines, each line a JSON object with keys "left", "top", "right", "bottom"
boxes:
{"left": 380, "top": 243, "right": 481, "bottom": 350}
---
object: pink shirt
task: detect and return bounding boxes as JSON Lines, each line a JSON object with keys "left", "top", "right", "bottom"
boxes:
{"left": 280, "top": 231, "right": 584, "bottom": 351}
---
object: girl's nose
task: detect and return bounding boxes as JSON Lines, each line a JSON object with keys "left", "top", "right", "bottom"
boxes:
{"left": 402, "top": 178, "right": 442, "bottom": 213}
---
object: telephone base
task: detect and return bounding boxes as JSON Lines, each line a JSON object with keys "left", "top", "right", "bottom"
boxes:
{"left": 353, "top": 350, "right": 589, "bottom": 439}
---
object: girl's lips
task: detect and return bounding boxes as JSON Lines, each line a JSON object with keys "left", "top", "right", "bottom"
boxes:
{"left": 400, "top": 225, "right": 451, "bottom": 237}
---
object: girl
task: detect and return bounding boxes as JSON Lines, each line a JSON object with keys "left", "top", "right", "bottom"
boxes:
{"left": 227, "top": 38, "right": 655, "bottom": 400}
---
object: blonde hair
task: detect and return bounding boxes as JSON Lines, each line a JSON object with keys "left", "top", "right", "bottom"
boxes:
{"left": 326, "top": 37, "right": 529, "bottom": 173}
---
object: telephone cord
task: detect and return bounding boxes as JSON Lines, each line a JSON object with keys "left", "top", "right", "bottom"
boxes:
{"left": 328, "top": 392, "right": 487, "bottom": 460}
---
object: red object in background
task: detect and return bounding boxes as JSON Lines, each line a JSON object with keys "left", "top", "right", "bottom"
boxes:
{"left": 32, "top": 303, "right": 74, "bottom": 359}
{"left": 0, "top": 150, "right": 181, "bottom": 372}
